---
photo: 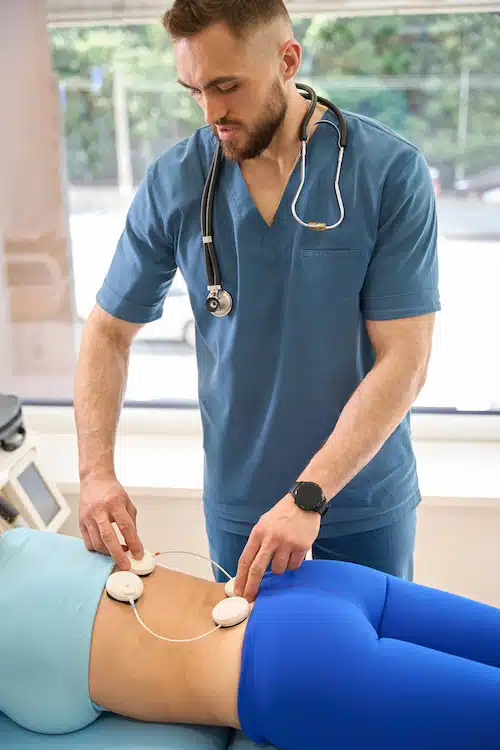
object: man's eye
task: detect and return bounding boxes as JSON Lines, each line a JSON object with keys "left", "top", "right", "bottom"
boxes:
{"left": 219, "top": 84, "right": 238, "bottom": 93}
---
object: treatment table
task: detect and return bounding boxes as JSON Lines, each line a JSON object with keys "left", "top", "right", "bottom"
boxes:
{"left": 0, "top": 711, "right": 275, "bottom": 749}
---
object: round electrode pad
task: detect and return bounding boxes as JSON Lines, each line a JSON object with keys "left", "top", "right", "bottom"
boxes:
{"left": 212, "top": 596, "right": 250, "bottom": 627}
{"left": 127, "top": 551, "right": 156, "bottom": 576}
{"left": 224, "top": 577, "right": 236, "bottom": 597}
{"left": 106, "top": 571, "right": 144, "bottom": 603}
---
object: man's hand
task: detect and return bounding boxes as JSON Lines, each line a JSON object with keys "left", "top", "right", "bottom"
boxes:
{"left": 79, "top": 476, "right": 144, "bottom": 570}
{"left": 234, "top": 494, "right": 321, "bottom": 602}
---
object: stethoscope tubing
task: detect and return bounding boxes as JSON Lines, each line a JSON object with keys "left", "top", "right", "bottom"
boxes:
{"left": 201, "top": 83, "right": 348, "bottom": 316}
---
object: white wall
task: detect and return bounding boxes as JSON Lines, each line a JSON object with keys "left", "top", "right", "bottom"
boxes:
{"left": 415, "top": 501, "right": 500, "bottom": 607}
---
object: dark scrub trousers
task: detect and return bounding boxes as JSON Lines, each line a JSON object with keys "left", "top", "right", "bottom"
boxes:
{"left": 205, "top": 507, "right": 417, "bottom": 583}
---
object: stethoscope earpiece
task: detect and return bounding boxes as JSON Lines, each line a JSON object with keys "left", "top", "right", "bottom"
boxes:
{"left": 201, "top": 83, "right": 347, "bottom": 317}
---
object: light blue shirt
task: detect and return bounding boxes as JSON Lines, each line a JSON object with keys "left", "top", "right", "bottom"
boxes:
{"left": 97, "top": 107, "right": 440, "bottom": 536}
{"left": 0, "top": 528, "right": 114, "bottom": 733}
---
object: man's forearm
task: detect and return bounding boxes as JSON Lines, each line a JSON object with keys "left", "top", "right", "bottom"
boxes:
{"left": 74, "top": 321, "right": 129, "bottom": 483}
{"left": 297, "top": 355, "right": 427, "bottom": 502}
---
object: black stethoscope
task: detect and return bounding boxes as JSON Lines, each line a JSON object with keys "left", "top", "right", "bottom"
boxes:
{"left": 202, "top": 82, "right": 348, "bottom": 317}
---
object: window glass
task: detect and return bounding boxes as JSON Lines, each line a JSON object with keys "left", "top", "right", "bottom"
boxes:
{"left": 3, "top": 12, "right": 499, "bottom": 412}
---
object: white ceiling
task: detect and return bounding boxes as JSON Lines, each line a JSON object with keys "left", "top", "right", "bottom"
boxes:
{"left": 45, "top": 0, "right": 500, "bottom": 25}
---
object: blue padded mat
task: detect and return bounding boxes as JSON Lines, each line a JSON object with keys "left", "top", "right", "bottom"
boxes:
{"left": 0, "top": 712, "right": 277, "bottom": 749}
{"left": 0, "top": 711, "right": 231, "bottom": 748}
{"left": 229, "top": 729, "right": 277, "bottom": 749}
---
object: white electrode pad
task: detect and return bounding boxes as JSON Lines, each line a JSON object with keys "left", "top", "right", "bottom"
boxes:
{"left": 106, "top": 571, "right": 144, "bottom": 602}
{"left": 212, "top": 596, "right": 250, "bottom": 627}
{"left": 127, "top": 551, "right": 156, "bottom": 576}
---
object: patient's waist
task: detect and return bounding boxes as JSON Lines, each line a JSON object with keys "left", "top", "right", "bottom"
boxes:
{"left": 89, "top": 568, "right": 246, "bottom": 727}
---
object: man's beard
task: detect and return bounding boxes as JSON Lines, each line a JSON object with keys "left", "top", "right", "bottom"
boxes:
{"left": 213, "top": 79, "right": 288, "bottom": 161}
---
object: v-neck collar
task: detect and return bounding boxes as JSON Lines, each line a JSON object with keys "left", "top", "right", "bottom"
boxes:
{"left": 218, "top": 107, "right": 332, "bottom": 235}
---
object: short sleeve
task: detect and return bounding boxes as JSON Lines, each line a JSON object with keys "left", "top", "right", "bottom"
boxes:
{"left": 361, "top": 150, "right": 440, "bottom": 321}
{"left": 96, "top": 161, "right": 177, "bottom": 324}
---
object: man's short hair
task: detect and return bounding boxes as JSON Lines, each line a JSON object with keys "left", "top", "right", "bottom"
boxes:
{"left": 163, "top": 0, "right": 291, "bottom": 42}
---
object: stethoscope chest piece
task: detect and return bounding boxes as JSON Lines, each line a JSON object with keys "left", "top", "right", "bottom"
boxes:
{"left": 205, "top": 287, "right": 233, "bottom": 317}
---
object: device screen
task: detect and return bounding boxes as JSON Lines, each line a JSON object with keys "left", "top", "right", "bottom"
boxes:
{"left": 17, "top": 462, "right": 61, "bottom": 525}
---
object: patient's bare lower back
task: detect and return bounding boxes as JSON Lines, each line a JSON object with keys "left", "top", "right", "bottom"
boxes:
{"left": 89, "top": 564, "right": 246, "bottom": 729}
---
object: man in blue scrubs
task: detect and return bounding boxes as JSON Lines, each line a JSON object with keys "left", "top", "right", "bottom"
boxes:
{"left": 75, "top": 0, "right": 440, "bottom": 603}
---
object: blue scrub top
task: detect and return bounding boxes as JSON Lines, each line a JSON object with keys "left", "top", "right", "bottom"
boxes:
{"left": 97, "top": 107, "right": 440, "bottom": 536}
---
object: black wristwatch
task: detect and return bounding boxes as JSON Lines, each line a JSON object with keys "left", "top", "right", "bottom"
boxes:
{"left": 289, "top": 481, "right": 329, "bottom": 517}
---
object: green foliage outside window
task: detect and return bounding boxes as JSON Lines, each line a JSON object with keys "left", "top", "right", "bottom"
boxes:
{"left": 50, "top": 13, "right": 500, "bottom": 188}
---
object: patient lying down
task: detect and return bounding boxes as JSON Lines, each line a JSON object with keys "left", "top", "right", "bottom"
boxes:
{"left": 1, "top": 524, "right": 500, "bottom": 750}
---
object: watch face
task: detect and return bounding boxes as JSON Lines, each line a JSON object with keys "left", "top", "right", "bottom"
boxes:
{"left": 296, "top": 482, "right": 324, "bottom": 510}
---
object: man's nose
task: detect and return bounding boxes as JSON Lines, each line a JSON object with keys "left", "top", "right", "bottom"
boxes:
{"left": 202, "top": 92, "right": 228, "bottom": 126}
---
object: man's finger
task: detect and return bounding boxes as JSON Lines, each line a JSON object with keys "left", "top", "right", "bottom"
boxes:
{"left": 112, "top": 505, "right": 143, "bottom": 560}
{"left": 234, "top": 533, "right": 261, "bottom": 596}
{"left": 288, "top": 548, "right": 306, "bottom": 571}
{"left": 86, "top": 520, "right": 109, "bottom": 556}
{"left": 126, "top": 497, "right": 138, "bottom": 522}
{"left": 80, "top": 523, "right": 95, "bottom": 553}
{"left": 244, "top": 546, "right": 275, "bottom": 603}
{"left": 95, "top": 514, "right": 130, "bottom": 569}
{"left": 271, "top": 546, "right": 291, "bottom": 575}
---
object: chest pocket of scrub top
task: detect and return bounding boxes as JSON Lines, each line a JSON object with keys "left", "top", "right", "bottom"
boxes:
{"left": 300, "top": 248, "right": 366, "bottom": 305}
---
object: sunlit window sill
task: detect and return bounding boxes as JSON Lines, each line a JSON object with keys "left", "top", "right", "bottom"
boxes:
{"left": 22, "top": 406, "right": 500, "bottom": 506}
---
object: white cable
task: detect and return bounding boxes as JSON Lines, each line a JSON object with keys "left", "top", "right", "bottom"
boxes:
{"left": 127, "top": 549, "right": 234, "bottom": 644}
{"left": 154, "top": 549, "right": 233, "bottom": 582}
{"left": 130, "top": 600, "right": 221, "bottom": 643}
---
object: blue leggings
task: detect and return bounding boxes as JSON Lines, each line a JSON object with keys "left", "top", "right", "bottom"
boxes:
{"left": 237, "top": 560, "right": 500, "bottom": 749}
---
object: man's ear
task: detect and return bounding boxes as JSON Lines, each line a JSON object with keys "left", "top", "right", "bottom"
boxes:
{"left": 280, "top": 38, "right": 302, "bottom": 82}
